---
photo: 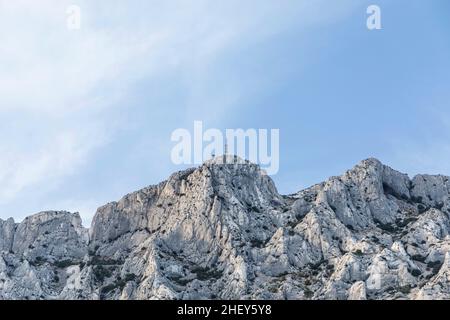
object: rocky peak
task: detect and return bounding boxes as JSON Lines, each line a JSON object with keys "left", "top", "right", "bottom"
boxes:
{"left": 11, "top": 211, "right": 88, "bottom": 260}
{"left": 1, "top": 158, "right": 450, "bottom": 300}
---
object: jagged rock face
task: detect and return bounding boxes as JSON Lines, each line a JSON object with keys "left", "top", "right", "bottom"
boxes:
{"left": 1, "top": 158, "right": 450, "bottom": 300}
{"left": 0, "top": 211, "right": 89, "bottom": 299}
{"left": 0, "top": 218, "right": 15, "bottom": 252}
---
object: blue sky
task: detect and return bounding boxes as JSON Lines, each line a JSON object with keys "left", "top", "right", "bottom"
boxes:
{"left": 0, "top": 0, "right": 449, "bottom": 225}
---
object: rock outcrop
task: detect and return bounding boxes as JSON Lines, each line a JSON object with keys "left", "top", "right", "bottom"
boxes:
{"left": 1, "top": 157, "right": 450, "bottom": 300}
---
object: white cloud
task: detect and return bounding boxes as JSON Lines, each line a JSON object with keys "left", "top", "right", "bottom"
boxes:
{"left": 0, "top": 1, "right": 173, "bottom": 209}
{"left": 0, "top": 0, "right": 359, "bottom": 221}
{"left": 0, "top": 124, "right": 108, "bottom": 202}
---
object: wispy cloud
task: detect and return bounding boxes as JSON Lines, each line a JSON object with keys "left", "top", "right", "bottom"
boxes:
{"left": 0, "top": 0, "right": 359, "bottom": 221}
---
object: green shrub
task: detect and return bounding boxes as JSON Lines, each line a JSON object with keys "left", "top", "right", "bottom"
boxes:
{"left": 346, "top": 225, "right": 355, "bottom": 231}
{"left": 304, "top": 289, "right": 313, "bottom": 299}
{"left": 418, "top": 204, "right": 428, "bottom": 214}
{"left": 308, "top": 260, "right": 325, "bottom": 270}
{"left": 250, "top": 239, "right": 266, "bottom": 248}
{"left": 93, "top": 265, "right": 112, "bottom": 282}
{"left": 100, "top": 284, "right": 118, "bottom": 295}
{"left": 89, "top": 255, "right": 123, "bottom": 266}
{"left": 374, "top": 220, "right": 398, "bottom": 233}
{"left": 251, "top": 206, "right": 261, "bottom": 213}
{"left": 435, "top": 202, "right": 444, "bottom": 210}
{"left": 411, "top": 254, "right": 427, "bottom": 263}
{"left": 411, "top": 196, "right": 423, "bottom": 204}
{"left": 398, "top": 285, "right": 411, "bottom": 294}
{"left": 169, "top": 275, "right": 191, "bottom": 286}
{"left": 192, "top": 266, "right": 222, "bottom": 281}
{"left": 411, "top": 269, "right": 422, "bottom": 277}
{"left": 124, "top": 273, "right": 137, "bottom": 282}
{"left": 30, "top": 256, "right": 46, "bottom": 266}
{"left": 100, "top": 273, "right": 138, "bottom": 297}
{"left": 287, "top": 220, "right": 298, "bottom": 228}
{"left": 54, "top": 259, "right": 76, "bottom": 268}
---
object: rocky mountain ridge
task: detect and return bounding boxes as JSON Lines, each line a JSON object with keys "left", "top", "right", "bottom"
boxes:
{"left": 1, "top": 157, "right": 450, "bottom": 300}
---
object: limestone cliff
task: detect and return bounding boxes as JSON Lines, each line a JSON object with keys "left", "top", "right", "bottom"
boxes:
{"left": 1, "top": 158, "right": 450, "bottom": 300}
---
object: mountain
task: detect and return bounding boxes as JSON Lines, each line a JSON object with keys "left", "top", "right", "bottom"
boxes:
{"left": 1, "top": 157, "right": 450, "bottom": 300}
